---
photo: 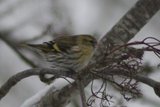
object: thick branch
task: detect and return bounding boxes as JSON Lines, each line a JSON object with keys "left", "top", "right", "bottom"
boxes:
{"left": 92, "top": 0, "right": 160, "bottom": 64}
{"left": 103, "top": 0, "right": 160, "bottom": 44}
{"left": 135, "top": 75, "right": 160, "bottom": 97}
{"left": 0, "top": 68, "right": 75, "bottom": 100}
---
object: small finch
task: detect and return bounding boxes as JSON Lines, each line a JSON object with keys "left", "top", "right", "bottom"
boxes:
{"left": 27, "top": 35, "right": 97, "bottom": 72}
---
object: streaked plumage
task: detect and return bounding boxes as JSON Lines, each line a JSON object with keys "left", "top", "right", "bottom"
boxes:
{"left": 27, "top": 35, "right": 97, "bottom": 72}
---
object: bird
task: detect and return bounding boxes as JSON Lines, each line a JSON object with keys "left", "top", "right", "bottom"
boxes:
{"left": 27, "top": 34, "right": 97, "bottom": 73}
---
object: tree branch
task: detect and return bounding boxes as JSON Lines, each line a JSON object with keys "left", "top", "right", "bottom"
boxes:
{"left": 92, "top": 68, "right": 160, "bottom": 97}
{"left": 92, "top": 0, "right": 160, "bottom": 65}
{"left": 135, "top": 75, "right": 160, "bottom": 97}
{"left": 103, "top": 0, "right": 160, "bottom": 44}
{"left": 77, "top": 78, "right": 87, "bottom": 107}
{"left": 0, "top": 68, "right": 75, "bottom": 100}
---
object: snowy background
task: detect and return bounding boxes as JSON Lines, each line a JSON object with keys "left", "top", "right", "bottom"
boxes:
{"left": 0, "top": 0, "right": 160, "bottom": 107}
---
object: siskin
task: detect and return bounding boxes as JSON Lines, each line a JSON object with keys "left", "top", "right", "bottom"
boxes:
{"left": 27, "top": 35, "right": 97, "bottom": 72}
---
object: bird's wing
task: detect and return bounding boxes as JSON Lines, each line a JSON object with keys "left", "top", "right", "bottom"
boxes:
{"left": 27, "top": 36, "right": 77, "bottom": 53}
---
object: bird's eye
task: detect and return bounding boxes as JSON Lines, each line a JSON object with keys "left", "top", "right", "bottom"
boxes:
{"left": 89, "top": 40, "right": 94, "bottom": 43}
{"left": 89, "top": 39, "right": 97, "bottom": 46}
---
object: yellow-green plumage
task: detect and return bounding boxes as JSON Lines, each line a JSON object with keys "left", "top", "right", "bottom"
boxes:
{"left": 27, "top": 35, "right": 97, "bottom": 72}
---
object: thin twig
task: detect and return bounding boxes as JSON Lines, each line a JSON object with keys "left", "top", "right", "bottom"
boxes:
{"left": 77, "top": 77, "right": 87, "bottom": 107}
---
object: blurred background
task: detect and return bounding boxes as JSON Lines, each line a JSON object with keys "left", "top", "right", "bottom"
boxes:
{"left": 0, "top": 0, "right": 160, "bottom": 107}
